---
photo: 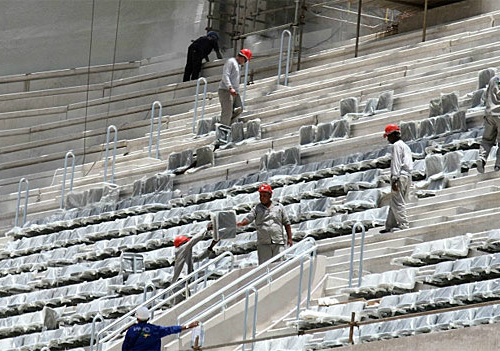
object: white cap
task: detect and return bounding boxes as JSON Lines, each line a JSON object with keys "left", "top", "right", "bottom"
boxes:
{"left": 135, "top": 306, "right": 150, "bottom": 321}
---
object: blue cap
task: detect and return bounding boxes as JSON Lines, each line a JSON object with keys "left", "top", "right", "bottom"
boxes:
{"left": 207, "top": 31, "right": 219, "bottom": 40}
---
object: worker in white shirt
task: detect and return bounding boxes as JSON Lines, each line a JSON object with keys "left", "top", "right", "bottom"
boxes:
{"left": 477, "top": 74, "right": 500, "bottom": 173}
{"left": 379, "top": 124, "right": 413, "bottom": 233}
{"left": 216, "top": 48, "right": 252, "bottom": 145}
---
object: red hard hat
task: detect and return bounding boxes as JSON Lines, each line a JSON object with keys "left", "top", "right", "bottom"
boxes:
{"left": 258, "top": 183, "right": 272, "bottom": 194}
{"left": 239, "top": 49, "right": 252, "bottom": 62}
{"left": 174, "top": 235, "right": 190, "bottom": 248}
{"left": 383, "top": 124, "right": 401, "bottom": 138}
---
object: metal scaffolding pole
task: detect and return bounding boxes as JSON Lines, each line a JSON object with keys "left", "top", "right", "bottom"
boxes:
{"left": 422, "top": 0, "right": 429, "bottom": 42}
{"left": 354, "top": 0, "right": 363, "bottom": 57}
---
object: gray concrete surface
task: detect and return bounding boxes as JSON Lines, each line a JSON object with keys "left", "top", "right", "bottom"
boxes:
{"left": 0, "top": 0, "right": 207, "bottom": 76}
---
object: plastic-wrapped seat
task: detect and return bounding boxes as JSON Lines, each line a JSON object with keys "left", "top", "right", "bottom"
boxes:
{"left": 377, "top": 319, "right": 400, "bottom": 340}
{"left": 315, "top": 123, "right": 332, "bottom": 143}
{"left": 414, "top": 314, "right": 437, "bottom": 334}
{"left": 246, "top": 118, "right": 262, "bottom": 139}
{"left": 433, "top": 286, "right": 456, "bottom": 307}
{"left": 400, "top": 121, "right": 417, "bottom": 142}
{"left": 471, "top": 305, "right": 496, "bottom": 325}
{"left": 452, "top": 308, "right": 476, "bottom": 328}
{"left": 358, "top": 322, "right": 380, "bottom": 343}
{"left": 299, "top": 125, "right": 316, "bottom": 145}
{"left": 342, "top": 189, "right": 381, "bottom": 212}
{"left": 454, "top": 282, "right": 474, "bottom": 304}
{"left": 340, "top": 97, "right": 358, "bottom": 117}
{"left": 396, "top": 292, "right": 418, "bottom": 313}
{"left": 427, "top": 261, "right": 454, "bottom": 284}
{"left": 415, "top": 289, "right": 435, "bottom": 311}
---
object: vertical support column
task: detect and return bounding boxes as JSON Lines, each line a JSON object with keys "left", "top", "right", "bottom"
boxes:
{"left": 354, "top": 0, "right": 363, "bottom": 58}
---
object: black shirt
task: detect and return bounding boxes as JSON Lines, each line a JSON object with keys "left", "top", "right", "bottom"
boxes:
{"left": 190, "top": 36, "right": 220, "bottom": 59}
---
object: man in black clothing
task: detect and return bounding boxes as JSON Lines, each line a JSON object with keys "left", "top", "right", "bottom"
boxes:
{"left": 183, "top": 31, "right": 223, "bottom": 82}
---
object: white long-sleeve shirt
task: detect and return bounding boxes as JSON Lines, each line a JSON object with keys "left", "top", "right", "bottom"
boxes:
{"left": 390, "top": 139, "right": 413, "bottom": 179}
{"left": 486, "top": 75, "right": 500, "bottom": 117}
{"left": 218, "top": 57, "right": 240, "bottom": 92}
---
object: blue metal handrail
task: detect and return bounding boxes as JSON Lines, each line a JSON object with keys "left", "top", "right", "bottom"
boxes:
{"left": 60, "top": 151, "right": 76, "bottom": 209}
{"left": 277, "top": 29, "right": 292, "bottom": 86}
{"left": 148, "top": 101, "right": 163, "bottom": 159}
{"left": 103, "top": 125, "right": 118, "bottom": 184}
{"left": 14, "top": 178, "right": 29, "bottom": 227}
{"left": 348, "top": 222, "right": 366, "bottom": 288}
{"left": 192, "top": 77, "right": 208, "bottom": 134}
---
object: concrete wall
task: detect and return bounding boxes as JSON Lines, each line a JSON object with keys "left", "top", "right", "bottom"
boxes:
{"left": 398, "top": 0, "right": 500, "bottom": 33}
{"left": 0, "top": 0, "right": 208, "bottom": 76}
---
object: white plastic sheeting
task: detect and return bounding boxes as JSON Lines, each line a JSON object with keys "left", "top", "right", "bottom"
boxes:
{"left": 425, "top": 253, "right": 497, "bottom": 285}
{"left": 341, "top": 268, "right": 417, "bottom": 297}
{"left": 291, "top": 301, "right": 366, "bottom": 329}
{"left": 392, "top": 234, "right": 471, "bottom": 266}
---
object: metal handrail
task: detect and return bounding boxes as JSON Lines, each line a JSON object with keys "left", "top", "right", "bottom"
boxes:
{"left": 241, "top": 61, "right": 250, "bottom": 111}
{"left": 103, "top": 125, "right": 118, "bottom": 184}
{"left": 295, "top": 252, "right": 315, "bottom": 319}
{"left": 148, "top": 101, "right": 163, "bottom": 159}
{"left": 143, "top": 283, "right": 156, "bottom": 303}
{"left": 192, "top": 78, "right": 208, "bottom": 134}
{"left": 60, "top": 151, "right": 76, "bottom": 209}
{"left": 277, "top": 29, "right": 292, "bottom": 86}
{"left": 14, "top": 178, "right": 29, "bottom": 227}
{"left": 348, "top": 222, "right": 366, "bottom": 288}
{"left": 242, "top": 287, "right": 258, "bottom": 351}
{"left": 94, "top": 251, "right": 235, "bottom": 349}
{"left": 89, "top": 313, "right": 104, "bottom": 351}
{"left": 177, "top": 237, "right": 317, "bottom": 328}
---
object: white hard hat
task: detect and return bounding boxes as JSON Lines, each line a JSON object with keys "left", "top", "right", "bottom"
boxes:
{"left": 135, "top": 306, "right": 150, "bottom": 321}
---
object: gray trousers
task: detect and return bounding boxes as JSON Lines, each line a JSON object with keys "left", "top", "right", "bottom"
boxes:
{"left": 385, "top": 175, "right": 410, "bottom": 230}
{"left": 218, "top": 88, "right": 242, "bottom": 126}
{"left": 479, "top": 114, "right": 500, "bottom": 166}
{"left": 257, "top": 243, "right": 284, "bottom": 265}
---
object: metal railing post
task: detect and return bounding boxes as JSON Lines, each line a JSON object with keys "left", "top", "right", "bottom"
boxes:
{"left": 103, "top": 125, "right": 118, "bottom": 184}
{"left": 242, "top": 61, "right": 250, "bottom": 111}
{"left": 89, "top": 313, "right": 104, "bottom": 351}
{"left": 14, "top": 178, "right": 29, "bottom": 227}
{"left": 277, "top": 29, "right": 292, "bottom": 86}
{"left": 148, "top": 101, "right": 163, "bottom": 159}
{"left": 60, "top": 151, "right": 76, "bottom": 209}
{"left": 306, "top": 252, "right": 315, "bottom": 309}
{"left": 192, "top": 78, "right": 208, "bottom": 134}
{"left": 143, "top": 283, "right": 157, "bottom": 303}
{"left": 242, "top": 287, "right": 258, "bottom": 351}
{"left": 296, "top": 255, "right": 305, "bottom": 319}
{"left": 348, "top": 222, "right": 366, "bottom": 288}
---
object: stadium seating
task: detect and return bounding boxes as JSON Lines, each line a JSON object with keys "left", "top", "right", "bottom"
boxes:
{"left": 2, "top": 7, "right": 500, "bottom": 351}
